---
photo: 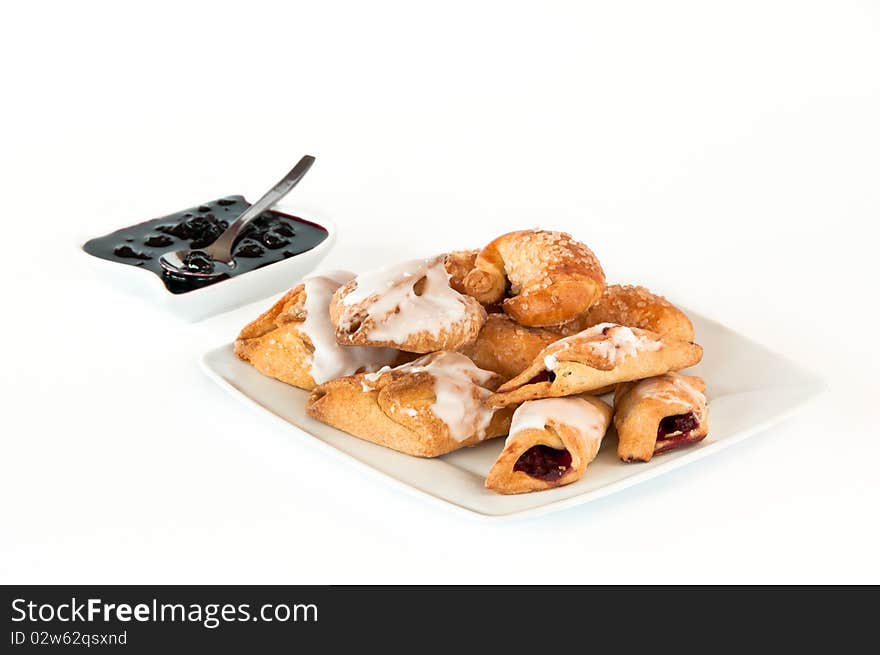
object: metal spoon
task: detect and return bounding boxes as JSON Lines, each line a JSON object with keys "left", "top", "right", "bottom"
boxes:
{"left": 159, "top": 155, "right": 316, "bottom": 279}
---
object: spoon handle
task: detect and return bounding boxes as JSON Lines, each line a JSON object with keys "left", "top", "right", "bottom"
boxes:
{"left": 208, "top": 155, "right": 316, "bottom": 259}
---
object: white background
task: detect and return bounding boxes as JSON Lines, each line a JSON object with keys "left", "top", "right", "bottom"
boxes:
{"left": 1, "top": 1, "right": 878, "bottom": 583}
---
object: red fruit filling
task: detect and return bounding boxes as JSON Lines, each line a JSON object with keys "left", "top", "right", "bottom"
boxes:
{"left": 655, "top": 412, "right": 703, "bottom": 454}
{"left": 513, "top": 445, "right": 572, "bottom": 481}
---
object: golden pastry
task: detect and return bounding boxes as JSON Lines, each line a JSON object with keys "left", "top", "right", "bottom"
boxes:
{"left": 555, "top": 284, "right": 694, "bottom": 342}
{"left": 462, "top": 229, "right": 605, "bottom": 327}
{"left": 613, "top": 373, "right": 709, "bottom": 462}
{"left": 488, "top": 323, "right": 703, "bottom": 407}
{"left": 307, "top": 351, "right": 515, "bottom": 457}
{"left": 459, "top": 313, "right": 563, "bottom": 380}
{"left": 330, "top": 255, "right": 487, "bottom": 353}
{"left": 235, "top": 271, "right": 399, "bottom": 390}
{"left": 485, "top": 395, "right": 612, "bottom": 494}
{"left": 445, "top": 249, "right": 478, "bottom": 295}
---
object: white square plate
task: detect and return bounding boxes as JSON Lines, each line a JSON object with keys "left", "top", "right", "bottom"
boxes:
{"left": 201, "top": 310, "right": 823, "bottom": 520}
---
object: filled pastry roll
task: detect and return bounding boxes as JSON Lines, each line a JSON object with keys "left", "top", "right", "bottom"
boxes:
{"left": 459, "top": 313, "right": 563, "bottom": 380}
{"left": 330, "top": 255, "right": 487, "bottom": 353}
{"left": 555, "top": 284, "right": 695, "bottom": 342}
{"left": 306, "top": 351, "right": 515, "bottom": 457}
{"left": 485, "top": 395, "right": 612, "bottom": 494}
{"left": 234, "top": 271, "right": 399, "bottom": 390}
{"left": 463, "top": 229, "right": 606, "bottom": 327}
{"left": 613, "top": 373, "right": 709, "bottom": 462}
{"left": 487, "top": 323, "right": 703, "bottom": 407}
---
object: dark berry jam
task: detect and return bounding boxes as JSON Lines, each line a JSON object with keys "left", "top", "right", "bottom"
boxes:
{"left": 655, "top": 412, "right": 704, "bottom": 454}
{"left": 658, "top": 412, "right": 699, "bottom": 439}
{"left": 526, "top": 370, "right": 556, "bottom": 385}
{"left": 513, "top": 445, "right": 572, "bottom": 481}
{"left": 83, "top": 195, "right": 328, "bottom": 294}
{"left": 182, "top": 251, "right": 215, "bottom": 274}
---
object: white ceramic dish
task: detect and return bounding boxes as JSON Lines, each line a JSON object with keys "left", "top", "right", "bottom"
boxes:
{"left": 81, "top": 203, "right": 336, "bottom": 322}
{"left": 200, "top": 309, "right": 823, "bottom": 520}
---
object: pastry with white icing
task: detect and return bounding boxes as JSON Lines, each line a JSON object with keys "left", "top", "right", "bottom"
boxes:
{"left": 330, "top": 255, "right": 487, "bottom": 353}
{"left": 487, "top": 323, "right": 703, "bottom": 407}
{"left": 485, "top": 395, "right": 612, "bottom": 494}
{"left": 613, "top": 373, "right": 709, "bottom": 462}
{"left": 306, "top": 351, "right": 515, "bottom": 457}
{"left": 234, "top": 271, "right": 400, "bottom": 390}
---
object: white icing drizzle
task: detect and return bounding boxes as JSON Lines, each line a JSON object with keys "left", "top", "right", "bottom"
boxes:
{"left": 544, "top": 322, "right": 661, "bottom": 370}
{"left": 363, "top": 352, "right": 498, "bottom": 442}
{"left": 299, "top": 272, "right": 398, "bottom": 384}
{"left": 338, "top": 256, "right": 475, "bottom": 345}
{"left": 507, "top": 397, "right": 607, "bottom": 449}
{"left": 628, "top": 374, "right": 706, "bottom": 420}
{"left": 362, "top": 367, "right": 391, "bottom": 384}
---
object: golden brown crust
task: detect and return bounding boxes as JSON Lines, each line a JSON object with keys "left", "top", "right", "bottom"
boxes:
{"left": 462, "top": 230, "right": 606, "bottom": 327}
{"left": 485, "top": 396, "right": 611, "bottom": 494}
{"left": 306, "top": 352, "right": 516, "bottom": 457}
{"left": 445, "top": 249, "right": 478, "bottom": 294}
{"left": 234, "top": 283, "right": 319, "bottom": 390}
{"left": 613, "top": 373, "right": 708, "bottom": 462}
{"left": 459, "top": 314, "right": 563, "bottom": 380}
{"left": 487, "top": 324, "right": 703, "bottom": 407}
{"left": 554, "top": 284, "right": 695, "bottom": 341}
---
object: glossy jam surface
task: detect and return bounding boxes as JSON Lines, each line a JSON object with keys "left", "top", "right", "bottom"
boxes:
{"left": 513, "top": 445, "right": 572, "bottom": 481}
{"left": 655, "top": 411, "right": 703, "bottom": 454}
{"left": 83, "top": 196, "right": 328, "bottom": 294}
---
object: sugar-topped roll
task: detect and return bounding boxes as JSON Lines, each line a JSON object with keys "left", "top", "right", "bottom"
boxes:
{"left": 330, "top": 255, "right": 487, "bottom": 353}
{"left": 613, "top": 373, "right": 709, "bottom": 462}
{"left": 485, "top": 395, "right": 612, "bottom": 494}
{"left": 553, "top": 284, "right": 695, "bottom": 342}
{"left": 306, "top": 351, "right": 515, "bottom": 457}
{"left": 487, "top": 323, "right": 703, "bottom": 407}
{"left": 235, "top": 271, "right": 399, "bottom": 390}
{"left": 462, "top": 229, "right": 606, "bottom": 327}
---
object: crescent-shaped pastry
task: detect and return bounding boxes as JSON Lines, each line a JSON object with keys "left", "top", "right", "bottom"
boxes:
{"left": 306, "top": 351, "right": 515, "bottom": 457}
{"left": 554, "top": 284, "right": 695, "bottom": 342}
{"left": 485, "top": 395, "right": 612, "bottom": 494}
{"left": 330, "top": 255, "right": 487, "bottom": 353}
{"left": 487, "top": 323, "right": 703, "bottom": 407}
{"left": 462, "top": 229, "right": 606, "bottom": 327}
{"left": 613, "top": 373, "right": 709, "bottom": 462}
{"left": 459, "top": 313, "right": 562, "bottom": 380}
{"left": 234, "top": 271, "right": 399, "bottom": 390}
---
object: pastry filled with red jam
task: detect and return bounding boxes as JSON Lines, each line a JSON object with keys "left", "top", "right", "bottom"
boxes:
{"left": 83, "top": 196, "right": 328, "bottom": 294}
{"left": 613, "top": 373, "right": 709, "bottom": 463}
{"left": 486, "top": 396, "right": 612, "bottom": 494}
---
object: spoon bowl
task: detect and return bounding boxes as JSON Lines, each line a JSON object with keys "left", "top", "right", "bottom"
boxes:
{"left": 159, "top": 249, "right": 235, "bottom": 279}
